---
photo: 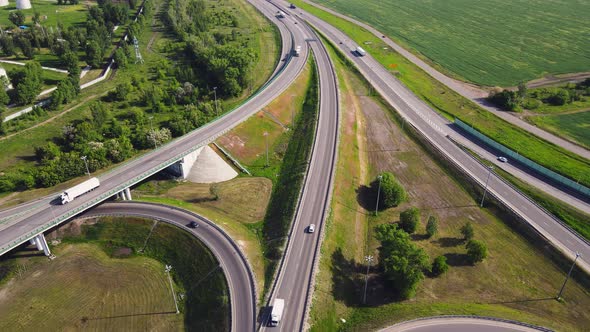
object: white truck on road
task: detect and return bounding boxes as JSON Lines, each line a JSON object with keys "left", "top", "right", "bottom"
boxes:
{"left": 355, "top": 46, "right": 367, "bottom": 56}
{"left": 60, "top": 177, "right": 100, "bottom": 204}
{"left": 294, "top": 45, "right": 301, "bottom": 57}
{"left": 269, "top": 298, "right": 285, "bottom": 327}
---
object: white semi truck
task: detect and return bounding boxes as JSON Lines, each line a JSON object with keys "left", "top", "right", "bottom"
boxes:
{"left": 269, "top": 298, "right": 285, "bottom": 327}
{"left": 355, "top": 46, "right": 367, "bottom": 56}
{"left": 60, "top": 177, "right": 100, "bottom": 204}
{"left": 294, "top": 45, "right": 301, "bottom": 57}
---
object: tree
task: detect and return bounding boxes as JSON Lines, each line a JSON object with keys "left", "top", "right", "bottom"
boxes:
{"left": 399, "top": 207, "right": 420, "bottom": 234}
{"left": 60, "top": 50, "right": 79, "bottom": 73}
{"left": 431, "top": 255, "right": 449, "bottom": 276}
{"left": 90, "top": 102, "right": 111, "bottom": 127}
{"left": 460, "top": 222, "right": 474, "bottom": 241}
{"left": 517, "top": 82, "right": 527, "bottom": 100}
{"left": 488, "top": 89, "right": 520, "bottom": 112}
{"left": 547, "top": 89, "right": 570, "bottom": 106}
{"left": 466, "top": 240, "right": 488, "bottom": 264}
{"left": 8, "top": 11, "right": 25, "bottom": 27}
{"left": 9, "top": 62, "right": 43, "bottom": 105}
{"left": 33, "top": 11, "right": 41, "bottom": 24}
{"left": 0, "top": 35, "right": 16, "bottom": 56}
{"left": 113, "top": 48, "right": 128, "bottom": 69}
{"left": 426, "top": 215, "right": 438, "bottom": 238}
{"left": 85, "top": 40, "right": 104, "bottom": 67}
{"left": 377, "top": 172, "right": 407, "bottom": 209}
{"left": 16, "top": 35, "right": 34, "bottom": 59}
{"left": 375, "top": 223, "right": 430, "bottom": 299}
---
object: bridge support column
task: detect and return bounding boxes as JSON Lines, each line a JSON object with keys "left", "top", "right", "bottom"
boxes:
{"left": 124, "top": 188, "right": 132, "bottom": 201}
{"left": 35, "top": 233, "right": 51, "bottom": 256}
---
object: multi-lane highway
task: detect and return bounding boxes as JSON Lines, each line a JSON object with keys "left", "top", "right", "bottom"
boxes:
{"left": 259, "top": 3, "right": 339, "bottom": 330}
{"left": 78, "top": 201, "right": 257, "bottom": 332}
{"left": 275, "top": 0, "right": 590, "bottom": 277}
{"left": 0, "top": 0, "right": 310, "bottom": 256}
{"left": 378, "top": 317, "right": 550, "bottom": 332}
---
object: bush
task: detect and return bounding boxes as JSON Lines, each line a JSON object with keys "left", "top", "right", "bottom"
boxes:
{"left": 426, "top": 215, "right": 438, "bottom": 238}
{"left": 460, "top": 222, "right": 474, "bottom": 241}
{"left": 377, "top": 172, "right": 407, "bottom": 209}
{"left": 400, "top": 207, "right": 420, "bottom": 234}
{"left": 431, "top": 255, "right": 449, "bottom": 276}
{"left": 522, "top": 98, "right": 541, "bottom": 110}
{"left": 466, "top": 240, "right": 488, "bottom": 264}
{"left": 547, "top": 89, "right": 570, "bottom": 106}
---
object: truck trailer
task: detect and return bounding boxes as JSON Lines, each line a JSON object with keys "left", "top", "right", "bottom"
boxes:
{"left": 60, "top": 177, "right": 100, "bottom": 204}
{"left": 269, "top": 298, "right": 285, "bottom": 327}
{"left": 355, "top": 46, "right": 367, "bottom": 56}
{"left": 294, "top": 45, "right": 301, "bottom": 57}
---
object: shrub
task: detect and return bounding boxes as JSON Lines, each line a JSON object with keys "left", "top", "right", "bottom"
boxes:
{"left": 431, "top": 255, "right": 449, "bottom": 276}
{"left": 400, "top": 207, "right": 420, "bottom": 234}
{"left": 460, "top": 222, "right": 474, "bottom": 241}
{"left": 466, "top": 240, "right": 488, "bottom": 264}
{"left": 426, "top": 215, "right": 438, "bottom": 238}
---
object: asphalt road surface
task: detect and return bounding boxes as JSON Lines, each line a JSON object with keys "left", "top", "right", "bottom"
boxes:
{"left": 78, "top": 201, "right": 256, "bottom": 332}
{"left": 0, "top": 0, "right": 310, "bottom": 256}
{"left": 378, "top": 317, "right": 549, "bottom": 332}
{"left": 275, "top": 0, "right": 590, "bottom": 275}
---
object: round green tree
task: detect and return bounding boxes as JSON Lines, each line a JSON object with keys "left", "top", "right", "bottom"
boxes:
{"left": 377, "top": 172, "right": 407, "bottom": 209}
{"left": 466, "top": 240, "right": 488, "bottom": 264}
{"left": 400, "top": 207, "right": 420, "bottom": 234}
{"left": 431, "top": 255, "right": 449, "bottom": 276}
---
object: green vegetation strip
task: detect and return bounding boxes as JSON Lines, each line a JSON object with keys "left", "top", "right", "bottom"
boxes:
{"left": 311, "top": 0, "right": 590, "bottom": 87}
{"left": 262, "top": 57, "right": 319, "bottom": 289}
{"left": 291, "top": 0, "right": 590, "bottom": 188}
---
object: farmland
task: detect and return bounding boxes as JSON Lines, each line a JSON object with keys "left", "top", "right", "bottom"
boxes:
{"left": 313, "top": 0, "right": 590, "bottom": 87}
{"left": 527, "top": 111, "right": 590, "bottom": 149}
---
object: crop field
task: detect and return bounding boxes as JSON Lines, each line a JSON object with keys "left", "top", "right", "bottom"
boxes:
{"left": 0, "top": 0, "right": 92, "bottom": 29}
{"left": 0, "top": 243, "right": 183, "bottom": 331}
{"left": 527, "top": 111, "right": 590, "bottom": 149}
{"left": 313, "top": 0, "right": 590, "bottom": 87}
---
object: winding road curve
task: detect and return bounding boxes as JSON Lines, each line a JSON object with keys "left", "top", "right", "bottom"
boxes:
{"left": 77, "top": 201, "right": 256, "bottom": 332}
{"left": 378, "top": 317, "right": 551, "bottom": 332}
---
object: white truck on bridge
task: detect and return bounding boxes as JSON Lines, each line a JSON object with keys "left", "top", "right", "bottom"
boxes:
{"left": 60, "top": 177, "right": 100, "bottom": 204}
{"left": 269, "top": 298, "right": 285, "bottom": 327}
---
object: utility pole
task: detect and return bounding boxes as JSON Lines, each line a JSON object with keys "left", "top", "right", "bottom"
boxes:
{"left": 375, "top": 175, "right": 383, "bottom": 216}
{"left": 363, "top": 255, "right": 373, "bottom": 304}
{"left": 480, "top": 166, "right": 493, "bottom": 207}
{"left": 557, "top": 252, "right": 581, "bottom": 300}
{"left": 165, "top": 265, "right": 180, "bottom": 314}
{"left": 80, "top": 155, "right": 90, "bottom": 178}
{"left": 213, "top": 87, "right": 218, "bottom": 117}
{"left": 263, "top": 132, "right": 269, "bottom": 167}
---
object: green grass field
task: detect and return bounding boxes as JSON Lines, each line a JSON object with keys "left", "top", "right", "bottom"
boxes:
{"left": 309, "top": 37, "right": 590, "bottom": 332}
{"left": 0, "top": 0, "right": 91, "bottom": 29}
{"left": 0, "top": 243, "right": 184, "bottom": 331}
{"left": 526, "top": 111, "right": 590, "bottom": 149}
{"left": 312, "top": 0, "right": 590, "bottom": 87}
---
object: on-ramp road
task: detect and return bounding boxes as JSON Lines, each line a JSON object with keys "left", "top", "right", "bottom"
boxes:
{"left": 78, "top": 201, "right": 256, "bottom": 332}
{"left": 378, "top": 317, "right": 551, "bottom": 332}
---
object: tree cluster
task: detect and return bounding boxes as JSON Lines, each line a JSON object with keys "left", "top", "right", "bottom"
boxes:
{"left": 8, "top": 62, "right": 43, "bottom": 105}
{"left": 375, "top": 223, "right": 430, "bottom": 299}
{"left": 488, "top": 79, "right": 590, "bottom": 111}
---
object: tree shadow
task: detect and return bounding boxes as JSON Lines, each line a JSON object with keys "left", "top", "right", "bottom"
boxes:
{"left": 356, "top": 184, "right": 376, "bottom": 211}
{"left": 444, "top": 253, "right": 471, "bottom": 267}
{"left": 332, "top": 248, "right": 364, "bottom": 306}
{"left": 411, "top": 234, "right": 430, "bottom": 241}
{"left": 435, "top": 237, "right": 464, "bottom": 247}
{"left": 485, "top": 297, "right": 555, "bottom": 305}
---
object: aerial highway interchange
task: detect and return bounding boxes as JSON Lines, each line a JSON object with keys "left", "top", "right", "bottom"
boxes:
{"left": 0, "top": 0, "right": 588, "bottom": 331}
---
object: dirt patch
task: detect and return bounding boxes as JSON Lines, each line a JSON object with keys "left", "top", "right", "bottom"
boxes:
{"left": 112, "top": 247, "right": 133, "bottom": 258}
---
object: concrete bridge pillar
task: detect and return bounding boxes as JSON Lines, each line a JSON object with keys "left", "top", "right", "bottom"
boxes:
{"left": 35, "top": 233, "right": 51, "bottom": 256}
{"left": 124, "top": 187, "right": 132, "bottom": 200}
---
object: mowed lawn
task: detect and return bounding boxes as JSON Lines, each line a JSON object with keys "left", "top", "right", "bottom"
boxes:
{"left": 0, "top": 243, "right": 183, "bottom": 331}
{"left": 0, "top": 0, "right": 91, "bottom": 28}
{"left": 313, "top": 0, "right": 590, "bottom": 86}
{"left": 527, "top": 110, "right": 590, "bottom": 148}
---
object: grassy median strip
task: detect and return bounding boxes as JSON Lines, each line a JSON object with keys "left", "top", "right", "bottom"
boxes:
{"left": 290, "top": 0, "right": 590, "bottom": 189}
